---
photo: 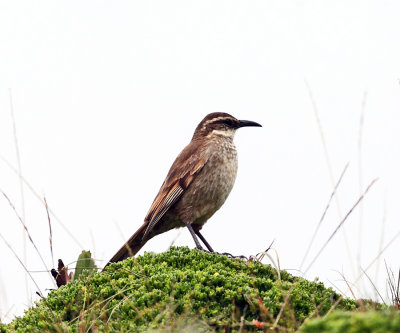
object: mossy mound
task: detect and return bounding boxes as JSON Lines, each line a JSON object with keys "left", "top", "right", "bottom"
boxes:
{"left": 300, "top": 310, "right": 400, "bottom": 333}
{"left": 5, "top": 247, "right": 357, "bottom": 332}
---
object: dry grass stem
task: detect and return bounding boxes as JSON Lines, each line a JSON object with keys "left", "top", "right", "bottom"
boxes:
{"left": 9, "top": 89, "right": 29, "bottom": 299}
{"left": 357, "top": 90, "right": 368, "bottom": 289}
{"left": 385, "top": 261, "right": 400, "bottom": 308}
{"left": 299, "top": 162, "right": 349, "bottom": 271}
{"left": 353, "top": 230, "right": 400, "bottom": 286}
{"left": 337, "top": 271, "right": 358, "bottom": 301}
{"left": 305, "top": 80, "right": 355, "bottom": 277}
{"left": 374, "top": 192, "right": 387, "bottom": 300}
{"left": 0, "top": 155, "right": 84, "bottom": 249}
{"left": 361, "top": 267, "right": 386, "bottom": 305}
{"left": 44, "top": 196, "right": 54, "bottom": 268}
{"left": 304, "top": 178, "right": 378, "bottom": 275}
{"left": 272, "top": 278, "right": 297, "bottom": 329}
{"left": 0, "top": 232, "right": 43, "bottom": 296}
{"left": 1, "top": 190, "right": 54, "bottom": 285}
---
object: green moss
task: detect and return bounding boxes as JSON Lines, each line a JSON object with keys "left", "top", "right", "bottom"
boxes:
{"left": 300, "top": 310, "right": 400, "bottom": 333}
{"left": 6, "top": 247, "right": 356, "bottom": 332}
{"left": 0, "top": 323, "right": 9, "bottom": 333}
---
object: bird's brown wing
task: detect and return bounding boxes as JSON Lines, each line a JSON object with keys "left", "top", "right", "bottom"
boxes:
{"left": 142, "top": 146, "right": 208, "bottom": 239}
{"left": 103, "top": 144, "right": 208, "bottom": 269}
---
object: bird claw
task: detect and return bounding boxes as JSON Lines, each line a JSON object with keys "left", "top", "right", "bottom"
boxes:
{"left": 196, "top": 245, "right": 208, "bottom": 252}
{"left": 217, "top": 252, "right": 248, "bottom": 260}
{"left": 196, "top": 248, "right": 247, "bottom": 260}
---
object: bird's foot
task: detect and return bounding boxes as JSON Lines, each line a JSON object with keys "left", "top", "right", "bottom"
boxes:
{"left": 195, "top": 244, "right": 209, "bottom": 252}
{"left": 216, "top": 252, "right": 248, "bottom": 260}
{"left": 194, "top": 247, "right": 246, "bottom": 260}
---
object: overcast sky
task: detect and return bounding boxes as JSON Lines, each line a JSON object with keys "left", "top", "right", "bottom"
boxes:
{"left": 1, "top": 0, "right": 399, "bottom": 322}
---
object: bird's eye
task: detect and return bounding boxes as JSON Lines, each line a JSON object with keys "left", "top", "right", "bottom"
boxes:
{"left": 220, "top": 124, "right": 227, "bottom": 130}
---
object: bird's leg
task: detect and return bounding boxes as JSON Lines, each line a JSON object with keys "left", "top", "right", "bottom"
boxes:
{"left": 194, "top": 229, "right": 214, "bottom": 252}
{"left": 189, "top": 225, "right": 246, "bottom": 258}
{"left": 186, "top": 224, "right": 246, "bottom": 259}
{"left": 184, "top": 222, "right": 205, "bottom": 251}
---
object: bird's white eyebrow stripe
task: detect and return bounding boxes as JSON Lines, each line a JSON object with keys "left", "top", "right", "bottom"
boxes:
{"left": 201, "top": 117, "right": 232, "bottom": 129}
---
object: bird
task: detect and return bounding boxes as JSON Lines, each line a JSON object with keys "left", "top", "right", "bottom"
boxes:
{"left": 104, "top": 112, "right": 261, "bottom": 268}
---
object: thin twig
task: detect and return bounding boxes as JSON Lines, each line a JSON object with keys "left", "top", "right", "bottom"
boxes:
{"left": 254, "top": 241, "right": 280, "bottom": 279}
{"left": 256, "top": 239, "right": 275, "bottom": 262}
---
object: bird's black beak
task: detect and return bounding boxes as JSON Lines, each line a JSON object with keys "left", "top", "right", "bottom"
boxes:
{"left": 237, "top": 120, "right": 262, "bottom": 128}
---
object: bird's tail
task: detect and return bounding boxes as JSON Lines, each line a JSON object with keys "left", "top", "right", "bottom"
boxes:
{"left": 103, "top": 222, "right": 148, "bottom": 270}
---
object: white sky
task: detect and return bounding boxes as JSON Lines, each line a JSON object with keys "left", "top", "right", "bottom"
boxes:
{"left": 1, "top": 0, "right": 400, "bottom": 322}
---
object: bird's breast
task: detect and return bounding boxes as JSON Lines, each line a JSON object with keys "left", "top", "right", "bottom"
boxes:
{"left": 175, "top": 139, "right": 238, "bottom": 225}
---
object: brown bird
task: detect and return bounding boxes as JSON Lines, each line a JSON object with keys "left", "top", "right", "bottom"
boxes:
{"left": 105, "top": 112, "right": 261, "bottom": 268}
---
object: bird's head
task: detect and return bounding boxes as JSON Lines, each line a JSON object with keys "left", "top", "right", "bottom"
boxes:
{"left": 192, "top": 112, "right": 262, "bottom": 140}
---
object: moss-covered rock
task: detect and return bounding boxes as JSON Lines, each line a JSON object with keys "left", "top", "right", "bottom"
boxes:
{"left": 6, "top": 247, "right": 357, "bottom": 332}
{"left": 300, "top": 310, "right": 400, "bottom": 333}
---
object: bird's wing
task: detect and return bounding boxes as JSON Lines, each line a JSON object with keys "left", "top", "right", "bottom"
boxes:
{"left": 142, "top": 147, "right": 207, "bottom": 239}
